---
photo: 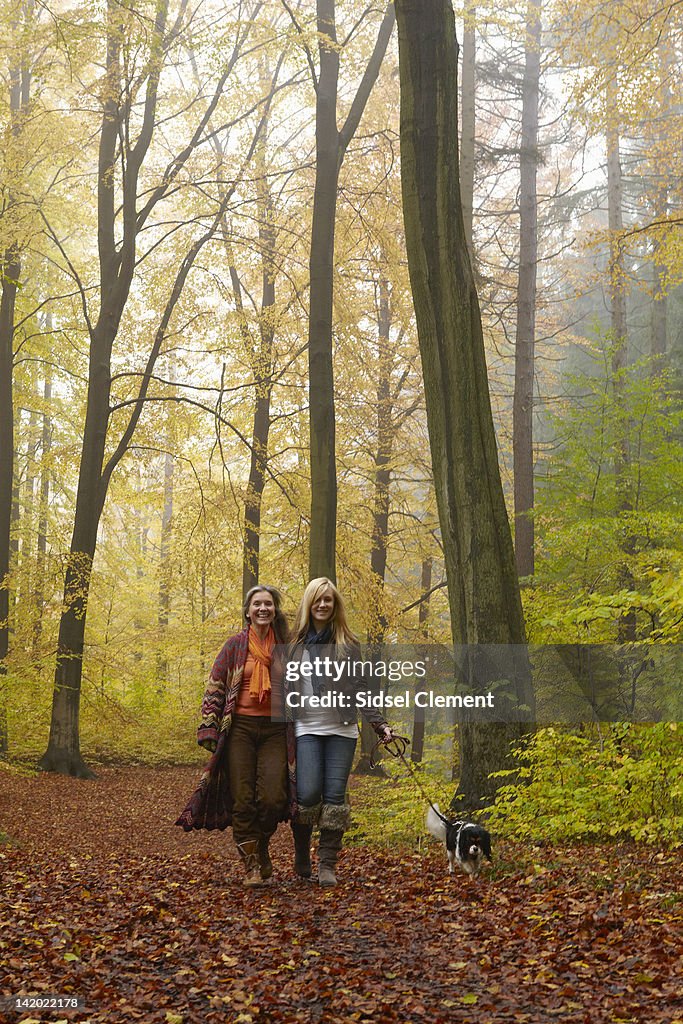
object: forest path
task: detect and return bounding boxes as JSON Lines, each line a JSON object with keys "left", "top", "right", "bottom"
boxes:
{"left": 1, "top": 766, "right": 681, "bottom": 1024}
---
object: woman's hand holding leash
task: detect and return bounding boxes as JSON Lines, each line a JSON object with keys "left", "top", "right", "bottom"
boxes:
{"left": 370, "top": 731, "right": 411, "bottom": 768}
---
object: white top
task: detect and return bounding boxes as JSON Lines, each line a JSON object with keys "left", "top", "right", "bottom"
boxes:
{"left": 293, "top": 648, "right": 359, "bottom": 739}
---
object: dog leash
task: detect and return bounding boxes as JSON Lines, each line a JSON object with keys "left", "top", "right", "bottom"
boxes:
{"left": 371, "top": 734, "right": 451, "bottom": 827}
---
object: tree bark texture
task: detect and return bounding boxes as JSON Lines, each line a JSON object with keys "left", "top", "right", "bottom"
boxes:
{"left": 512, "top": 0, "right": 541, "bottom": 580}
{"left": 395, "top": 0, "right": 534, "bottom": 807}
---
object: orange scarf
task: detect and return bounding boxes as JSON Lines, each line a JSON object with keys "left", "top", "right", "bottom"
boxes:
{"left": 248, "top": 626, "right": 274, "bottom": 702}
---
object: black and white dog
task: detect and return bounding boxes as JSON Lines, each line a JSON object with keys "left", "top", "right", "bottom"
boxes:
{"left": 426, "top": 804, "right": 492, "bottom": 878}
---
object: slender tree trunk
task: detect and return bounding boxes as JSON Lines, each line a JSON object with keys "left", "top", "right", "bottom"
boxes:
{"left": 133, "top": 470, "right": 147, "bottom": 665}
{"left": 368, "top": 277, "right": 393, "bottom": 643}
{"left": 0, "top": 255, "right": 18, "bottom": 679}
{"left": 0, "top": 25, "right": 32, "bottom": 752}
{"left": 606, "top": 98, "right": 635, "bottom": 643}
{"left": 157, "top": 449, "right": 174, "bottom": 685}
{"left": 157, "top": 356, "right": 177, "bottom": 685}
{"left": 395, "top": 0, "right": 534, "bottom": 808}
{"left": 411, "top": 554, "right": 432, "bottom": 764}
{"left": 512, "top": 0, "right": 541, "bottom": 580}
{"left": 651, "top": 45, "right": 671, "bottom": 369}
{"left": 358, "top": 277, "right": 394, "bottom": 773}
{"left": 308, "top": 1, "right": 395, "bottom": 580}
{"left": 651, "top": 261, "right": 667, "bottom": 362}
{"left": 242, "top": 162, "right": 276, "bottom": 598}
{"left": 460, "top": 0, "right": 476, "bottom": 255}
{"left": 0, "top": 251, "right": 17, "bottom": 753}
{"left": 33, "top": 358, "right": 52, "bottom": 652}
{"left": 308, "top": 0, "right": 340, "bottom": 581}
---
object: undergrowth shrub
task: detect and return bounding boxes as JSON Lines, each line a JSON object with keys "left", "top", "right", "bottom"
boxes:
{"left": 488, "top": 724, "right": 683, "bottom": 845}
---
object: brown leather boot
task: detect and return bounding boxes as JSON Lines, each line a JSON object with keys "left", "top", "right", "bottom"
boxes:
{"left": 258, "top": 837, "right": 273, "bottom": 881}
{"left": 237, "top": 840, "right": 266, "bottom": 888}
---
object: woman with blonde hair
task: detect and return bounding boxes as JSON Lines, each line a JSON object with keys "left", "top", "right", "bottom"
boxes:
{"left": 176, "top": 585, "right": 295, "bottom": 888}
{"left": 289, "top": 577, "right": 393, "bottom": 886}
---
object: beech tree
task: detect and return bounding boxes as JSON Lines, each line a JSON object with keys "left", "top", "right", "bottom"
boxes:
{"left": 0, "top": 1, "right": 35, "bottom": 753}
{"left": 299, "top": 0, "right": 396, "bottom": 579}
{"left": 394, "top": 0, "right": 534, "bottom": 806}
{"left": 39, "top": 0, "right": 278, "bottom": 776}
{"left": 512, "top": 0, "right": 541, "bottom": 579}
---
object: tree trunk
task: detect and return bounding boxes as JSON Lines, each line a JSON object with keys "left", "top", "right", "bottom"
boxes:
{"left": 368, "top": 276, "right": 393, "bottom": 643}
{"left": 512, "top": 0, "right": 541, "bottom": 580}
{"left": 308, "top": 0, "right": 340, "bottom": 581}
{"left": 20, "top": 405, "right": 40, "bottom": 624}
{"left": 650, "top": 44, "right": 671, "bottom": 369}
{"left": 308, "top": 1, "right": 395, "bottom": 581}
{"left": 395, "top": 0, "right": 534, "bottom": 808}
{"left": 157, "top": 448, "right": 174, "bottom": 685}
{"left": 411, "top": 554, "right": 433, "bottom": 764}
{"left": 39, "top": 325, "right": 111, "bottom": 777}
{"left": 0, "top": 26, "right": 31, "bottom": 752}
{"left": 606, "top": 98, "right": 635, "bottom": 643}
{"left": 32, "top": 342, "right": 52, "bottom": 653}
{"left": 651, "top": 261, "right": 667, "bottom": 363}
{"left": 0, "top": 250, "right": 18, "bottom": 678}
{"left": 242, "top": 159, "right": 276, "bottom": 599}
{"left": 460, "top": 0, "right": 476, "bottom": 255}
{"left": 357, "top": 277, "right": 393, "bottom": 774}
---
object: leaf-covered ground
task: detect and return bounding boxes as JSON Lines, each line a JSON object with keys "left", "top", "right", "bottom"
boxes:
{"left": 1, "top": 765, "right": 682, "bottom": 1024}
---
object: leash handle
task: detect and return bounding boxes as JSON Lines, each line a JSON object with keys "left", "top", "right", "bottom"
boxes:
{"left": 369, "top": 733, "right": 410, "bottom": 769}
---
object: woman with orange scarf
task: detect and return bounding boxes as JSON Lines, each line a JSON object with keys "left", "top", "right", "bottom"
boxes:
{"left": 176, "top": 585, "right": 294, "bottom": 888}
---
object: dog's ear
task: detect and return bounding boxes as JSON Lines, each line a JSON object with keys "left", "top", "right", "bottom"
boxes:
{"left": 480, "top": 831, "right": 492, "bottom": 860}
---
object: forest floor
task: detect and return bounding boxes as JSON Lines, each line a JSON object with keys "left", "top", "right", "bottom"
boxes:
{"left": 0, "top": 765, "right": 682, "bottom": 1024}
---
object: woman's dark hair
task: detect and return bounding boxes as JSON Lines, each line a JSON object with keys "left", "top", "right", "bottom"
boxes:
{"left": 243, "top": 585, "right": 289, "bottom": 644}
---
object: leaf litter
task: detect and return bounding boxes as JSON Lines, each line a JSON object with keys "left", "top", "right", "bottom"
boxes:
{"left": 1, "top": 766, "right": 681, "bottom": 1023}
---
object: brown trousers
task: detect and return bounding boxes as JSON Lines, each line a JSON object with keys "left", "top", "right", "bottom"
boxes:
{"left": 228, "top": 715, "right": 288, "bottom": 845}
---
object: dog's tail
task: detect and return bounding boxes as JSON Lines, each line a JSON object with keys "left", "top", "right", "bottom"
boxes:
{"left": 426, "top": 803, "right": 447, "bottom": 842}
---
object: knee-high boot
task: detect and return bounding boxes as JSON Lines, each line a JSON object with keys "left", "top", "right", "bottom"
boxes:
{"left": 318, "top": 803, "right": 350, "bottom": 887}
{"left": 292, "top": 803, "right": 320, "bottom": 879}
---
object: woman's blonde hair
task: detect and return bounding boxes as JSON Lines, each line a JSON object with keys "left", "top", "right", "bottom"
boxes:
{"left": 292, "top": 577, "right": 357, "bottom": 646}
